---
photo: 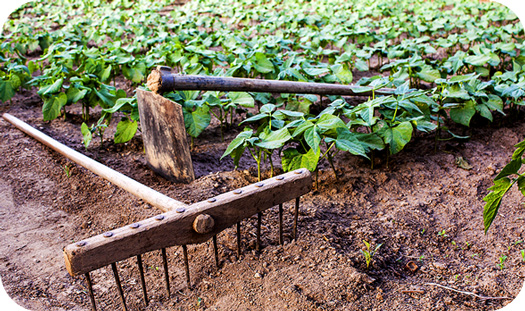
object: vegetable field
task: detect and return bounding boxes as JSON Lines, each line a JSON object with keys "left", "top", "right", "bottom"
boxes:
{"left": 0, "top": 0, "right": 524, "bottom": 310}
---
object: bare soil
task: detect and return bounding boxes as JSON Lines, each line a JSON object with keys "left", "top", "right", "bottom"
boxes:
{"left": 0, "top": 87, "right": 524, "bottom": 311}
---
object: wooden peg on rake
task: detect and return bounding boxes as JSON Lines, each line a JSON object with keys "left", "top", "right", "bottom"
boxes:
{"left": 63, "top": 169, "right": 312, "bottom": 311}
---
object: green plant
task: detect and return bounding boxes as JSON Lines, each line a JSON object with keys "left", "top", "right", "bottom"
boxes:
{"left": 497, "top": 255, "right": 507, "bottom": 270}
{"left": 437, "top": 229, "right": 447, "bottom": 237}
{"left": 360, "top": 240, "right": 382, "bottom": 269}
{"left": 483, "top": 139, "right": 525, "bottom": 233}
{"left": 62, "top": 164, "right": 71, "bottom": 178}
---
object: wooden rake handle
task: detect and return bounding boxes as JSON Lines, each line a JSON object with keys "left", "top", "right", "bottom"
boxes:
{"left": 64, "top": 169, "right": 312, "bottom": 276}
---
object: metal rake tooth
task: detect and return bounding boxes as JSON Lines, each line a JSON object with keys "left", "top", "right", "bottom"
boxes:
{"left": 212, "top": 235, "right": 219, "bottom": 268}
{"left": 136, "top": 255, "right": 148, "bottom": 306}
{"left": 293, "top": 197, "right": 300, "bottom": 240}
{"left": 84, "top": 272, "right": 97, "bottom": 311}
{"left": 182, "top": 245, "right": 191, "bottom": 288}
{"left": 161, "top": 248, "right": 170, "bottom": 297}
{"left": 236, "top": 222, "right": 242, "bottom": 258}
{"left": 278, "top": 203, "right": 284, "bottom": 245}
{"left": 111, "top": 262, "right": 128, "bottom": 311}
{"left": 256, "top": 212, "right": 262, "bottom": 251}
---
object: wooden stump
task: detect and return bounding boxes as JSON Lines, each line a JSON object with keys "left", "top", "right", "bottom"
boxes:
{"left": 136, "top": 89, "right": 195, "bottom": 183}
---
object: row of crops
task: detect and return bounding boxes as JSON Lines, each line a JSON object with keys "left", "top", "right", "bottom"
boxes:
{"left": 0, "top": 0, "right": 524, "bottom": 176}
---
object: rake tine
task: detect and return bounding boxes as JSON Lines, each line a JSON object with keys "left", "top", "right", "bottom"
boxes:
{"left": 212, "top": 235, "right": 219, "bottom": 268}
{"left": 182, "top": 245, "right": 191, "bottom": 288}
{"left": 136, "top": 255, "right": 148, "bottom": 306}
{"left": 279, "top": 203, "right": 284, "bottom": 245}
{"left": 256, "top": 212, "right": 262, "bottom": 251}
{"left": 84, "top": 272, "right": 97, "bottom": 311}
{"left": 293, "top": 197, "right": 300, "bottom": 240}
{"left": 161, "top": 248, "right": 170, "bottom": 297}
{"left": 236, "top": 222, "right": 242, "bottom": 258}
{"left": 111, "top": 262, "right": 128, "bottom": 311}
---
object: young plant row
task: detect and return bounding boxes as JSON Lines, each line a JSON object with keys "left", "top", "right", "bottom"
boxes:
{"left": 0, "top": 0, "right": 522, "bottom": 148}
{"left": 221, "top": 71, "right": 522, "bottom": 180}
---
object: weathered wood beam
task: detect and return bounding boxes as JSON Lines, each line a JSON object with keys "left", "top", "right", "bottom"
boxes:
{"left": 136, "top": 89, "right": 195, "bottom": 183}
{"left": 63, "top": 169, "right": 312, "bottom": 276}
{"left": 147, "top": 67, "right": 394, "bottom": 96}
{"left": 2, "top": 113, "right": 187, "bottom": 212}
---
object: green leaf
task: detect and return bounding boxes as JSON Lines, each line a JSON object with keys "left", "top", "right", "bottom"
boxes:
{"left": 450, "top": 100, "right": 476, "bottom": 126}
{"left": 518, "top": 176, "right": 525, "bottom": 196}
{"left": 221, "top": 129, "right": 253, "bottom": 160}
{"left": 331, "top": 63, "right": 353, "bottom": 84}
{"left": 495, "top": 159, "right": 522, "bottom": 180}
{"left": 379, "top": 121, "right": 413, "bottom": 154}
{"left": 355, "top": 59, "right": 369, "bottom": 71}
{"left": 101, "top": 64, "right": 112, "bottom": 83}
{"left": 183, "top": 102, "right": 211, "bottom": 138}
{"left": 42, "top": 92, "right": 67, "bottom": 121}
{"left": 228, "top": 92, "right": 254, "bottom": 108}
{"left": 483, "top": 177, "right": 513, "bottom": 233}
{"left": 66, "top": 87, "right": 87, "bottom": 104}
{"left": 464, "top": 55, "right": 491, "bottom": 67}
{"left": 81, "top": 122, "right": 92, "bottom": 149}
{"left": 123, "top": 62, "right": 146, "bottom": 83}
{"left": 253, "top": 52, "right": 274, "bottom": 73}
{"left": 282, "top": 147, "right": 320, "bottom": 172}
{"left": 415, "top": 120, "right": 438, "bottom": 133}
{"left": 304, "top": 127, "right": 321, "bottom": 153}
{"left": 416, "top": 66, "right": 441, "bottom": 82}
{"left": 94, "top": 86, "right": 117, "bottom": 109}
{"left": 114, "top": 119, "right": 138, "bottom": 143}
{"left": 255, "top": 128, "right": 291, "bottom": 150}
{"left": 331, "top": 129, "right": 368, "bottom": 159}
{"left": 38, "top": 78, "right": 63, "bottom": 96}
{"left": 512, "top": 140, "right": 525, "bottom": 160}
{"left": 303, "top": 67, "right": 330, "bottom": 76}
{"left": 0, "top": 78, "right": 15, "bottom": 102}
{"left": 354, "top": 133, "right": 385, "bottom": 151}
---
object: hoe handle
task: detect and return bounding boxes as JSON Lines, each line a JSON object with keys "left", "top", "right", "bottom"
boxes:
{"left": 147, "top": 66, "right": 394, "bottom": 96}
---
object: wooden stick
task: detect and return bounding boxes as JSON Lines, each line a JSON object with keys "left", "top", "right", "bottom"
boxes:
{"left": 63, "top": 169, "right": 312, "bottom": 276}
{"left": 147, "top": 67, "right": 394, "bottom": 97}
{"left": 401, "top": 289, "right": 425, "bottom": 294}
{"left": 424, "top": 283, "right": 512, "bottom": 300}
{"left": 2, "top": 113, "right": 187, "bottom": 213}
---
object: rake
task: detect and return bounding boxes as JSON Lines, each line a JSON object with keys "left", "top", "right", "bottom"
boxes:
{"left": 2, "top": 113, "right": 312, "bottom": 311}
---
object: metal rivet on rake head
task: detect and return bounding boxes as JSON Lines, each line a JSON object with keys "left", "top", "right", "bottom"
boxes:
{"left": 130, "top": 223, "right": 140, "bottom": 229}
{"left": 103, "top": 232, "right": 113, "bottom": 238}
{"left": 155, "top": 215, "right": 165, "bottom": 221}
{"left": 76, "top": 241, "right": 87, "bottom": 247}
{"left": 255, "top": 182, "right": 264, "bottom": 187}
{"left": 207, "top": 197, "right": 217, "bottom": 203}
{"left": 176, "top": 207, "right": 186, "bottom": 213}
{"left": 234, "top": 189, "right": 243, "bottom": 194}
{"left": 294, "top": 169, "right": 304, "bottom": 174}
{"left": 276, "top": 176, "right": 285, "bottom": 180}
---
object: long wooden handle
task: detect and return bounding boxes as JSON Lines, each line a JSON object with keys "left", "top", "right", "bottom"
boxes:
{"left": 63, "top": 169, "right": 312, "bottom": 276}
{"left": 147, "top": 67, "right": 394, "bottom": 96}
{"left": 2, "top": 113, "right": 187, "bottom": 212}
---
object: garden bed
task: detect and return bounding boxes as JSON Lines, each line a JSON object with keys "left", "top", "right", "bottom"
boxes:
{"left": 0, "top": 90, "right": 524, "bottom": 310}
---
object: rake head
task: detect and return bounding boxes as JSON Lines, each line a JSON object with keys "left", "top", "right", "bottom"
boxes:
{"left": 63, "top": 169, "right": 312, "bottom": 310}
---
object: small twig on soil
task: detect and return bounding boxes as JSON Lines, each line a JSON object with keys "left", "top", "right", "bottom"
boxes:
{"left": 401, "top": 289, "right": 425, "bottom": 294}
{"left": 424, "top": 283, "right": 512, "bottom": 300}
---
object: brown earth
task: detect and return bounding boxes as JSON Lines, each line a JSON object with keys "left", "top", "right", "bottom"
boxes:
{"left": 0, "top": 87, "right": 524, "bottom": 311}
